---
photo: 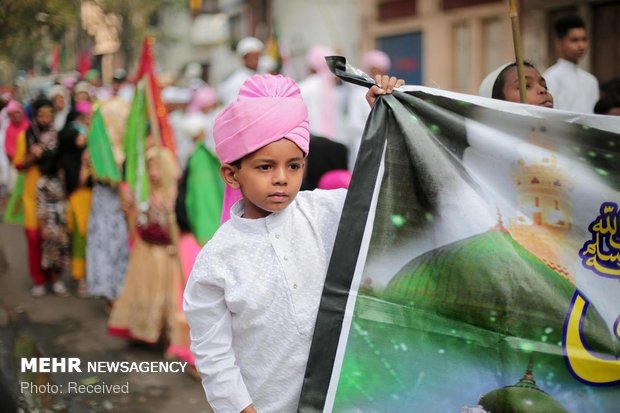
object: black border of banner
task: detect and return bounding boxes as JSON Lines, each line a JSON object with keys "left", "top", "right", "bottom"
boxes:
{"left": 298, "top": 65, "right": 396, "bottom": 411}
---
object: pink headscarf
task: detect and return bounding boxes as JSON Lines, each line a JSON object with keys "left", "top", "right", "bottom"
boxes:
{"left": 214, "top": 74, "right": 310, "bottom": 223}
{"left": 6, "top": 100, "right": 22, "bottom": 114}
{"left": 4, "top": 100, "right": 29, "bottom": 160}
{"left": 187, "top": 86, "right": 218, "bottom": 113}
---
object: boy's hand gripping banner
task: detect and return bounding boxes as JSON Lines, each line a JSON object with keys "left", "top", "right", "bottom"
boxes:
{"left": 300, "top": 57, "right": 620, "bottom": 412}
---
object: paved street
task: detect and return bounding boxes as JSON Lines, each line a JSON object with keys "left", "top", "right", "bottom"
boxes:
{"left": 0, "top": 223, "right": 212, "bottom": 413}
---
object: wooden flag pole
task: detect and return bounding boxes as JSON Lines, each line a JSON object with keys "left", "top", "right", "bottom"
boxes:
{"left": 509, "top": 0, "right": 527, "bottom": 103}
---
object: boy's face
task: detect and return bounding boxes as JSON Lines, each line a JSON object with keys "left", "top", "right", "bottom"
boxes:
{"left": 35, "top": 107, "right": 54, "bottom": 128}
{"left": 557, "top": 27, "right": 588, "bottom": 63}
{"left": 502, "top": 67, "right": 554, "bottom": 108}
{"left": 606, "top": 107, "right": 620, "bottom": 116}
{"left": 52, "top": 95, "right": 65, "bottom": 110}
{"left": 243, "top": 51, "right": 261, "bottom": 71}
{"left": 222, "top": 138, "right": 305, "bottom": 219}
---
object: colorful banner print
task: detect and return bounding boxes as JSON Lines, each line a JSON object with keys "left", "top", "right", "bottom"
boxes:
{"left": 299, "top": 58, "right": 620, "bottom": 412}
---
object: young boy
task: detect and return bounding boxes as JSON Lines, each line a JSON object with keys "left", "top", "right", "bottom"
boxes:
{"left": 543, "top": 15, "right": 599, "bottom": 113}
{"left": 184, "top": 73, "right": 402, "bottom": 413}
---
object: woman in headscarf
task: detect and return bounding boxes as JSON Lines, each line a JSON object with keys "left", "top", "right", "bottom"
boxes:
{"left": 59, "top": 101, "right": 93, "bottom": 297}
{"left": 4, "top": 100, "right": 29, "bottom": 162}
{"left": 108, "top": 146, "right": 184, "bottom": 349}
{"left": 48, "top": 85, "right": 71, "bottom": 132}
{"left": 2, "top": 100, "right": 30, "bottom": 224}
{"left": 13, "top": 98, "right": 69, "bottom": 297}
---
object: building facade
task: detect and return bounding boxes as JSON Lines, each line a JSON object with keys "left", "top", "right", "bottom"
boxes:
{"left": 363, "top": 0, "right": 620, "bottom": 94}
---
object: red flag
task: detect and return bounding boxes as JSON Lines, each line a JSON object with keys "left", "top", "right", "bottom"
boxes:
{"left": 135, "top": 37, "right": 177, "bottom": 156}
{"left": 50, "top": 44, "right": 61, "bottom": 74}
{"left": 78, "top": 51, "right": 91, "bottom": 77}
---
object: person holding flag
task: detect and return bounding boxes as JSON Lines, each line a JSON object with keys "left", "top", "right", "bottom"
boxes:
{"left": 184, "top": 73, "right": 402, "bottom": 413}
{"left": 108, "top": 145, "right": 183, "bottom": 347}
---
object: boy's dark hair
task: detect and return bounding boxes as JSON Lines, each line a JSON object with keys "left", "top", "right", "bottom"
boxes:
{"left": 32, "top": 97, "right": 54, "bottom": 114}
{"left": 600, "top": 78, "right": 620, "bottom": 99}
{"left": 594, "top": 95, "right": 620, "bottom": 115}
{"left": 491, "top": 61, "right": 536, "bottom": 100}
{"left": 554, "top": 15, "right": 586, "bottom": 39}
{"left": 230, "top": 159, "right": 242, "bottom": 169}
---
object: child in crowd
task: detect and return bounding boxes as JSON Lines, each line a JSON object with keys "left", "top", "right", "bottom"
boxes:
{"left": 479, "top": 62, "right": 554, "bottom": 108}
{"left": 594, "top": 95, "right": 620, "bottom": 116}
{"left": 108, "top": 146, "right": 184, "bottom": 347}
{"left": 184, "top": 73, "right": 402, "bottom": 413}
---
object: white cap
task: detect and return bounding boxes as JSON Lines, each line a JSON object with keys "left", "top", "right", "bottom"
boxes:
{"left": 479, "top": 63, "right": 511, "bottom": 98}
{"left": 182, "top": 113, "right": 206, "bottom": 138}
{"left": 74, "top": 81, "right": 91, "bottom": 96}
{"left": 48, "top": 85, "right": 68, "bottom": 99}
{"left": 236, "top": 37, "right": 264, "bottom": 57}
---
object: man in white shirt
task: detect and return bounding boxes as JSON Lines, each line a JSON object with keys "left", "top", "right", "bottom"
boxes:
{"left": 217, "top": 37, "right": 263, "bottom": 106}
{"left": 543, "top": 15, "right": 599, "bottom": 113}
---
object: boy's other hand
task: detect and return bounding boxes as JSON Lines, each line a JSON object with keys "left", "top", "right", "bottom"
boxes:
{"left": 240, "top": 405, "right": 257, "bottom": 413}
{"left": 366, "top": 74, "right": 405, "bottom": 108}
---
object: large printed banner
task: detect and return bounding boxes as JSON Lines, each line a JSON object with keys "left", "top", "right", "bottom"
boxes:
{"left": 299, "top": 58, "right": 620, "bottom": 412}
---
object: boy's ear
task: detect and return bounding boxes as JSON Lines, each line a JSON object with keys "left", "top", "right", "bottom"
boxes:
{"left": 220, "top": 164, "right": 240, "bottom": 189}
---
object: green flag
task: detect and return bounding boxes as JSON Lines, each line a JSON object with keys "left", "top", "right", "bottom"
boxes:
{"left": 186, "top": 146, "right": 224, "bottom": 245}
{"left": 3, "top": 173, "right": 25, "bottom": 224}
{"left": 87, "top": 107, "right": 122, "bottom": 183}
{"left": 123, "top": 80, "right": 148, "bottom": 202}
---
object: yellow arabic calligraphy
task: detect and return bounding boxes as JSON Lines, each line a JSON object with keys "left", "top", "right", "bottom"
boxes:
{"left": 564, "top": 292, "right": 620, "bottom": 384}
{"left": 581, "top": 203, "right": 620, "bottom": 277}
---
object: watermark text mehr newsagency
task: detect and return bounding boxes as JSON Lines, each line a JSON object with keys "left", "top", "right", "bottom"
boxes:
{"left": 21, "top": 358, "right": 188, "bottom": 373}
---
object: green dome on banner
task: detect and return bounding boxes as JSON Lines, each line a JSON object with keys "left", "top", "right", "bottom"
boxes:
{"left": 383, "top": 229, "right": 615, "bottom": 355}
{"left": 478, "top": 368, "right": 569, "bottom": 413}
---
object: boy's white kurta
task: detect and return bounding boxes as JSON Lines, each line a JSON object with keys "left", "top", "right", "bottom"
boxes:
{"left": 184, "top": 189, "right": 347, "bottom": 413}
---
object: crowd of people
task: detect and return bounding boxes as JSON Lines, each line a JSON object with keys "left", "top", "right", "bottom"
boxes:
{"left": 0, "top": 13, "right": 619, "bottom": 412}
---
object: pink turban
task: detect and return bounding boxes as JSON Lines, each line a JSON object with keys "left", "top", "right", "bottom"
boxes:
{"left": 213, "top": 74, "right": 309, "bottom": 164}
{"left": 362, "top": 50, "right": 391, "bottom": 73}
{"left": 306, "top": 45, "right": 335, "bottom": 74}
{"left": 188, "top": 86, "right": 218, "bottom": 113}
